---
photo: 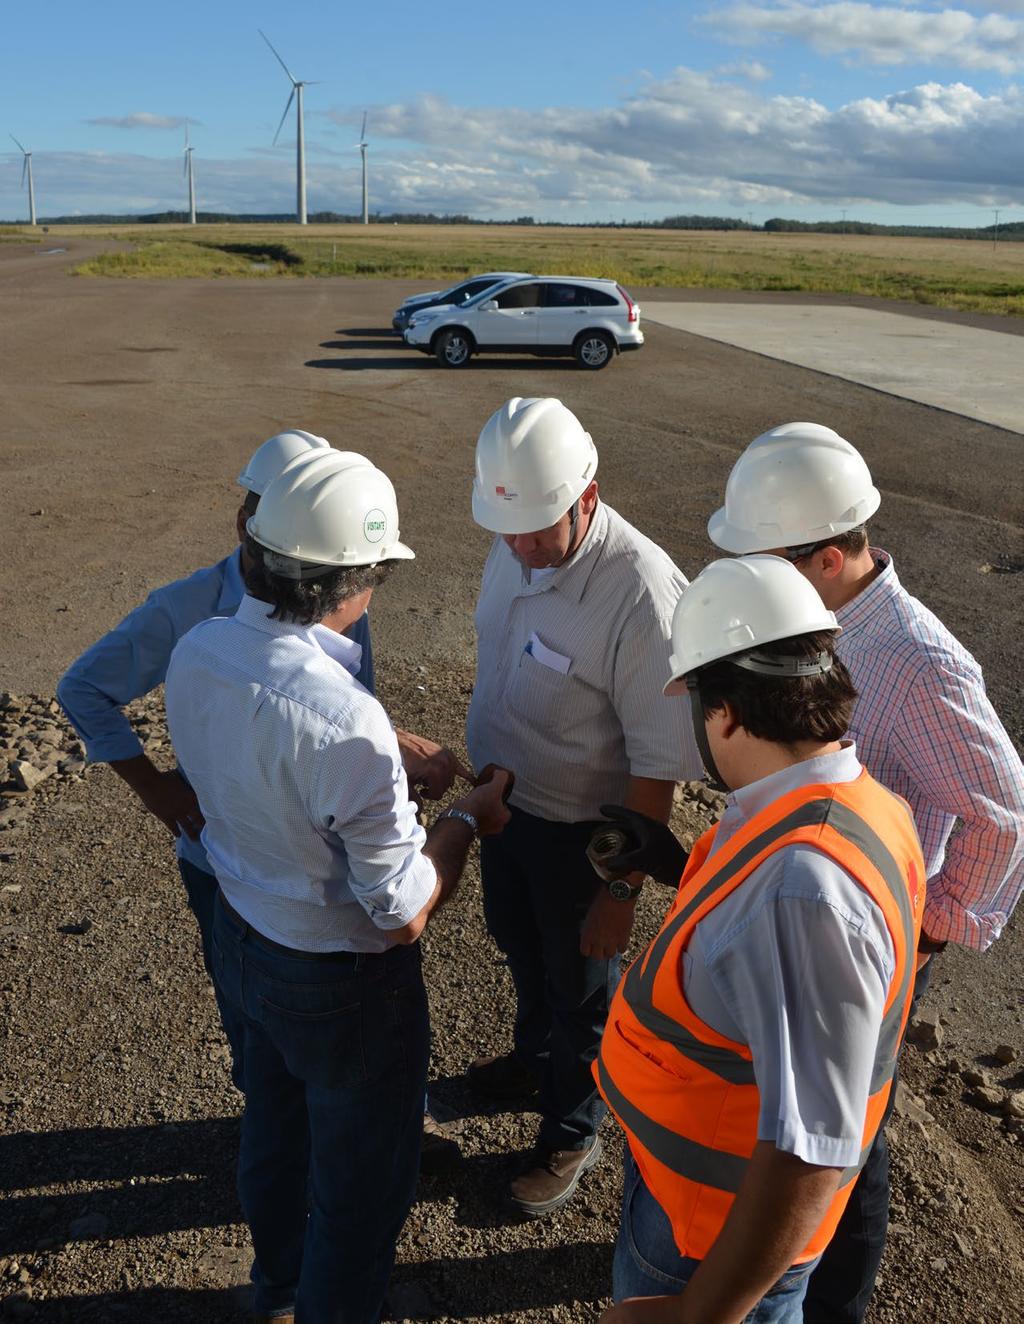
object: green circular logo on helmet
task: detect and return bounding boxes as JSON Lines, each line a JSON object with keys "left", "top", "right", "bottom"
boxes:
{"left": 364, "top": 508, "right": 388, "bottom": 543}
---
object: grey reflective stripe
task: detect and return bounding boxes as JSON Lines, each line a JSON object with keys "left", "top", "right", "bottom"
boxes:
{"left": 596, "top": 1055, "right": 748, "bottom": 1194}
{"left": 839, "top": 1143, "right": 874, "bottom": 1188}
{"left": 627, "top": 1000, "right": 756, "bottom": 1085}
{"left": 822, "top": 801, "right": 916, "bottom": 1094}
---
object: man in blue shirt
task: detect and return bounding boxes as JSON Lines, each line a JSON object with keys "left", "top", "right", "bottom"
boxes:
{"left": 58, "top": 431, "right": 467, "bottom": 1138}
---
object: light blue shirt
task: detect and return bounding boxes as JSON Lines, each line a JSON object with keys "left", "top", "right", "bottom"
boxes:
{"left": 164, "top": 595, "right": 436, "bottom": 953}
{"left": 57, "top": 550, "right": 375, "bottom": 873}
{"left": 683, "top": 744, "right": 895, "bottom": 1169}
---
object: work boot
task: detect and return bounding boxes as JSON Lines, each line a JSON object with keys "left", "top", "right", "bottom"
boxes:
{"left": 420, "top": 1111, "right": 461, "bottom": 1175}
{"left": 467, "top": 1051, "right": 539, "bottom": 1102}
{"left": 252, "top": 1315, "right": 294, "bottom": 1323}
{"left": 509, "top": 1137, "right": 603, "bottom": 1217}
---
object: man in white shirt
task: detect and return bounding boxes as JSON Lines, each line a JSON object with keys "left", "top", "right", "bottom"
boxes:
{"left": 465, "top": 397, "right": 701, "bottom": 1217}
{"left": 166, "top": 449, "right": 511, "bottom": 1324}
{"left": 708, "top": 421, "right": 1024, "bottom": 1322}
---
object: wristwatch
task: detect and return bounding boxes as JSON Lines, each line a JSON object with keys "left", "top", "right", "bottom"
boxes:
{"left": 607, "top": 877, "right": 643, "bottom": 901}
{"left": 438, "top": 806, "right": 479, "bottom": 835}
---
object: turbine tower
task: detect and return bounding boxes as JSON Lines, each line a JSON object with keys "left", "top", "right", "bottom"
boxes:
{"left": 260, "top": 29, "right": 317, "bottom": 225}
{"left": 357, "top": 112, "right": 369, "bottom": 225}
{"left": 10, "top": 136, "right": 36, "bottom": 226}
{"left": 184, "top": 126, "right": 196, "bottom": 225}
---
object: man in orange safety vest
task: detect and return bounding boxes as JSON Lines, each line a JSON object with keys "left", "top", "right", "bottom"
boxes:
{"left": 593, "top": 555, "right": 924, "bottom": 1323}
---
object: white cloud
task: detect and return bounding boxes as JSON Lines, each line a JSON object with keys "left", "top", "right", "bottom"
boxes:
{"left": 86, "top": 113, "right": 193, "bottom": 131}
{"left": 709, "top": 2, "right": 1024, "bottom": 73}
{"left": 717, "top": 59, "right": 774, "bottom": 80}
{"left": 4, "top": 70, "right": 1024, "bottom": 218}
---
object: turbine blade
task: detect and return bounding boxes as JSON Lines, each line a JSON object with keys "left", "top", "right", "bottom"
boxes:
{"left": 272, "top": 89, "right": 295, "bottom": 145}
{"left": 259, "top": 29, "right": 297, "bottom": 84}
{"left": 22, "top": 157, "right": 27, "bottom": 187}
{"left": 10, "top": 133, "right": 26, "bottom": 153}
{"left": 360, "top": 111, "right": 367, "bottom": 141}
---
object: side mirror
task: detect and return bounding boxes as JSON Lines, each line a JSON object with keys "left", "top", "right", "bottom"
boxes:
{"left": 480, "top": 300, "right": 498, "bottom": 311}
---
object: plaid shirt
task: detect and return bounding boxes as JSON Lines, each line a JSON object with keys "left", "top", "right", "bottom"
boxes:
{"left": 836, "top": 551, "right": 1024, "bottom": 950}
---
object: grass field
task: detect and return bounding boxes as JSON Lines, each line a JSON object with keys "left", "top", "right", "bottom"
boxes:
{"left": 9, "top": 221, "right": 1024, "bottom": 315}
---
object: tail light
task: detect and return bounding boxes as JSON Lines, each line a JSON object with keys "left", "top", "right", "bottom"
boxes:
{"left": 617, "top": 285, "right": 638, "bottom": 323}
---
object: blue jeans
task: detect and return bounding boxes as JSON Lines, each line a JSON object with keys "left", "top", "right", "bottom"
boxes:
{"left": 614, "top": 1153, "right": 816, "bottom": 1322}
{"left": 212, "top": 896, "right": 430, "bottom": 1323}
{"left": 177, "top": 858, "right": 246, "bottom": 1090}
{"left": 479, "top": 806, "right": 618, "bottom": 1151}
{"left": 803, "top": 956, "right": 935, "bottom": 1323}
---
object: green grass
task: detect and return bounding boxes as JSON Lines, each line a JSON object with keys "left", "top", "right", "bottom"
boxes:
{"left": 66, "top": 223, "right": 1024, "bottom": 316}
{"left": 0, "top": 225, "right": 40, "bottom": 245}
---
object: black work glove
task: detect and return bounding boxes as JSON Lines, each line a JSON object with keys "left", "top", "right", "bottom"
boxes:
{"left": 598, "top": 805, "right": 689, "bottom": 888}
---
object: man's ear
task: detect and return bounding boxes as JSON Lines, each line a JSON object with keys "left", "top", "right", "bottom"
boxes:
{"left": 718, "top": 699, "right": 742, "bottom": 740}
{"left": 580, "top": 480, "right": 599, "bottom": 515}
{"left": 236, "top": 506, "right": 249, "bottom": 544}
{"left": 818, "top": 544, "right": 845, "bottom": 581}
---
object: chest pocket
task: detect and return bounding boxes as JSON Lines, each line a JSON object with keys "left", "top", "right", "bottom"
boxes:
{"left": 508, "top": 649, "right": 589, "bottom": 734}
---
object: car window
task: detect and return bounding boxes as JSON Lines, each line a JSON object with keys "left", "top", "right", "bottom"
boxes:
{"left": 585, "top": 287, "right": 619, "bottom": 307}
{"left": 453, "top": 280, "right": 492, "bottom": 304}
{"left": 542, "top": 283, "right": 585, "bottom": 308}
{"left": 494, "top": 283, "right": 542, "bottom": 309}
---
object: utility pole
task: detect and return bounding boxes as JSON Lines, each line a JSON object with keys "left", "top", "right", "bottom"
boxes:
{"left": 993, "top": 209, "right": 1000, "bottom": 251}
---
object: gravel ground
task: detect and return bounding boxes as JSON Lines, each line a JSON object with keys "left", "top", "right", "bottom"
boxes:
{"left": 1, "top": 249, "right": 1021, "bottom": 1320}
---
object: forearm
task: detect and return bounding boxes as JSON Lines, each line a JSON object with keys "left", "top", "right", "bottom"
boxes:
{"left": 677, "top": 1143, "right": 841, "bottom": 1323}
{"left": 624, "top": 776, "right": 675, "bottom": 825}
{"left": 109, "top": 753, "right": 166, "bottom": 798}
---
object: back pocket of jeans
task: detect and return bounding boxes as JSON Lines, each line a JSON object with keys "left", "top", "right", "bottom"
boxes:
{"left": 258, "top": 994, "right": 371, "bottom": 1088}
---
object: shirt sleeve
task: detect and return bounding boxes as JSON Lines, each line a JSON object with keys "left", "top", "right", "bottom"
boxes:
{"left": 347, "top": 611, "right": 375, "bottom": 695}
{"left": 612, "top": 594, "right": 703, "bottom": 782}
{"left": 890, "top": 651, "right": 1024, "bottom": 949}
{"left": 702, "top": 848, "right": 894, "bottom": 1168}
{"left": 57, "top": 587, "right": 194, "bottom": 763}
{"left": 313, "top": 700, "right": 436, "bottom": 932}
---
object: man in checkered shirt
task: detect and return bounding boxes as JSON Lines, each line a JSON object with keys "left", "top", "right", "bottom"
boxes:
{"left": 709, "top": 420, "right": 1024, "bottom": 1324}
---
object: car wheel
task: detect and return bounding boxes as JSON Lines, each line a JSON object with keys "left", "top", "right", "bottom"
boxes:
{"left": 574, "top": 331, "right": 615, "bottom": 370}
{"left": 435, "top": 329, "right": 472, "bottom": 368}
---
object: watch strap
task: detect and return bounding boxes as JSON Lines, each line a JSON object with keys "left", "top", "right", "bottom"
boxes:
{"left": 438, "top": 806, "right": 479, "bottom": 836}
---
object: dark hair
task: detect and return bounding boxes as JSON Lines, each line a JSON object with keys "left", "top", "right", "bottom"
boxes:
{"left": 785, "top": 525, "right": 869, "bottom": 562}
{"left": 242, "top": 489, "right": 261, "bottom": 516}
{"left": 245, "top": 536, "right": 396, "bottom": 626}
{"left": 696, "top": 630, "right": 856, "bottom": 745}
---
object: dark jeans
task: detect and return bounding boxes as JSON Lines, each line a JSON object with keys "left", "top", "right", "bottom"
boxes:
{"left": 177, "top": 858, "right": 246, "bottom": 1090}
{"left": 480, "top": 805, "right": 617, "bottom": 1152}
{"left": 614, "top": 1151, "right": 816, "bottom": 1320}
{"left": 211, "top": 896, "right": 429, "bottom": 1323}
{"left": 803, "top": 956, "right": 935, "bottom": 1323}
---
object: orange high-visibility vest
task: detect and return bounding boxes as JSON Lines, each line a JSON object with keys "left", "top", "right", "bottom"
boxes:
{"left": 596, "top": 770, "right": 924, "bottom": 1264}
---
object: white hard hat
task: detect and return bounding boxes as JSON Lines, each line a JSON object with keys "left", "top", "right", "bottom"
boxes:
{"left": 472, "top": 397, "right": 598, "bottom": 535}
{"left": 708, "top": 422, "right": 881, "bottom": 554}
{"left": 247, "top": 449, "right": 415, "bottom": 576}
{"left": 237, "top": 429, "right": 331, "bottom": 495}
{"left": 664, "top": 555, "right": 839, "bottom": 695}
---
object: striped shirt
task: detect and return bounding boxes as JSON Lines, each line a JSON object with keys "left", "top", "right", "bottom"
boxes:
{"left": 57, "top": 550, "right": 374, "bottom": 875}
{"left": 164, "top": 595, "right": 435, "bottom": 953}
{"left": 837, "top": 551, "right": 1024, "bottom": 950}
{"left": 467, "top": 501, "right": 701, "bottom": 822}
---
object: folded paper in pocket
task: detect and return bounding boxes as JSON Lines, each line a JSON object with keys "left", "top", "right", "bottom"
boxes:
{"left": 524, "top": 632, "right": 571, "bottom": 675}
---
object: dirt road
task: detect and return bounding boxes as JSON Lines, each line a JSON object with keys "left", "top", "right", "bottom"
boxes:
{"left": 1, "top": 243, "right": 1021, "bottom": 1320}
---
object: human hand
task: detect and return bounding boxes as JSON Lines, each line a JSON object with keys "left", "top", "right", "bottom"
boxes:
{"left": 598, "top": 805, "right": 688, "bottom": 888}
{"left": 140, "top": 770, "right": 205, "bottom": 841}
{"left": 397, "top": 729, "right": 474, "bottom": 800}
{"left": 459, "top": 766, "right": 513, "bottom": 836}
{"left": 581, "top": 886, "right": 637, "bottom": 960}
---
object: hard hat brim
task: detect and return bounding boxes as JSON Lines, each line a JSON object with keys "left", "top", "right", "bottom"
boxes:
{"left": 707, "top": 505, "right": 775, "bottom": 554}
{"left": 472, "top": 485, "right": 579, "bottom": 536}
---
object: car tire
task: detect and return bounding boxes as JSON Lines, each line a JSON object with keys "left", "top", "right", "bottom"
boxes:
{"left": 574, "top": 331, "right": 615, "bottom": 370}
{"left": 435, "top": 329, "right": 473, "bottom": 368}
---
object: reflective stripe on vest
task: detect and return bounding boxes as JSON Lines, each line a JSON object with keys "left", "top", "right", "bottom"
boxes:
{"left": 595, "top": 773, "right": 923, "bottom": 1264}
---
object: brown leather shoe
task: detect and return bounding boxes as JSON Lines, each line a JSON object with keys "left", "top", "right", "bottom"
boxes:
{"left": 509, "top": 1138, "right": 603, "bottom": 1217}
{"left": 420, "top": 1110, "right": 461, "bottom": 1175}
{"left": 252, "top": 1315, "right": 294, "bottom": 1323}
{"left": 467, "top": 1052, "right": 539, "bottom": 1101}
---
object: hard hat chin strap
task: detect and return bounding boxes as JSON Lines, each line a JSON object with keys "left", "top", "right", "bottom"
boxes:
{"left": 554, "top": 496, "right": 587, "bottom": 568}
{"left": 686, "top": 681, "right": 729, "bottom": 794}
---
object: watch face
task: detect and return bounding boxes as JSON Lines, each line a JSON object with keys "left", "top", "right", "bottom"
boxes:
{"left": 608, "top": 878, "right": 633, "bottom": 901}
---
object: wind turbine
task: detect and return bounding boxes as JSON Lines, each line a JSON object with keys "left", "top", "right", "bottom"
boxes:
{"left": 184, "top": 125, "right": 196, "bottom": 225}
{"left": 10, "top": 136, "right": 36, "bottom": 226}
{"left": 259, "top": 29, "right": 317, "bottom": 225}
{"left": 357, "top": 112, "right": 369, "bottom": 225}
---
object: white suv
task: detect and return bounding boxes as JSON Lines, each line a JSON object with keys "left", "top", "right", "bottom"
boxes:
{"left": 404, "top": 276, "right": 644, "bottom": 370}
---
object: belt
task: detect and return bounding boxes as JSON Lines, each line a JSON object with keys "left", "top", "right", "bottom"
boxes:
{"left": 216, "top": 889, "right": 397, "bottom": 965}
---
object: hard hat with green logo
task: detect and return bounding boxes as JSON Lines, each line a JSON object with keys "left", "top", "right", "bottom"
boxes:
{"left": 236, "top": 429, "right": 331, "bottom": 496}
{"left": 247, "top": 449, "right": 414, "bottom": 578}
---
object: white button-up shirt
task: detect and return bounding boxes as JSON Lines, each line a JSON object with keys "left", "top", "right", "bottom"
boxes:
{"left": 467, "top": 502, "right": 701, "bottom": 822}
{"left": 837, "top": 551, "right": 1024, "bottom": 949}
{"left": 165, "top": 595, "right": 436, "bottom": 953}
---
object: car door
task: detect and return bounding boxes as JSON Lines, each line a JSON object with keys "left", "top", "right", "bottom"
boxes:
{"left": 473, "top": 282, "right": 542, "bottom": 348}
{"left": 536, "top": 282, "right": 589, "bottom": 348}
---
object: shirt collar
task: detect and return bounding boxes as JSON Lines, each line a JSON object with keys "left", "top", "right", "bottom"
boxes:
{"left": 218, "top": 547, "right": 246, "bottom": 612}
{"left": 234, "top": 594, "right": 363, "bottom": 676}
{"left": 835, "top": 549, "right": 899, "bottom": 633}
{"left": 723, "top": 741, "right": 862, "bottom": 827}
{"left": 513, "top": 500, "right": 610, "bottom": 605}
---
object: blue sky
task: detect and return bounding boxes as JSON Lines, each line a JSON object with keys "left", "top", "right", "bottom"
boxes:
{"left": 2, "top": 0, "right": 1022, "bottom": 224}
